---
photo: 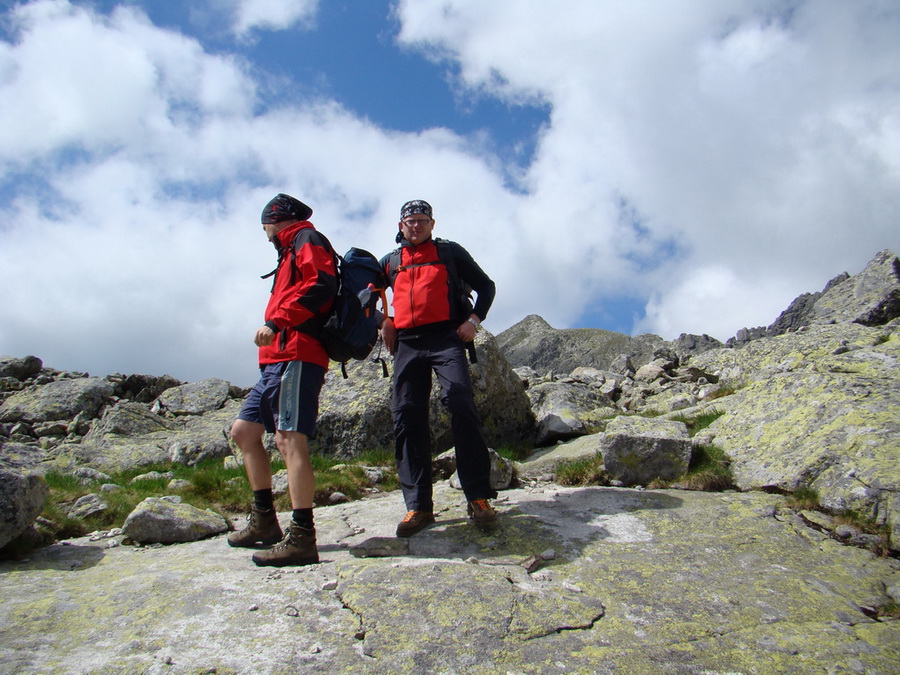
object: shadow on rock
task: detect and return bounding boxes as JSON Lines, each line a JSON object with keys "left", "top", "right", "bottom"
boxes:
{"left": 348, "top": 486, "right": 683, "bottom": 565}
{"left": 0, "top": 543, "right": 105, "bottom": 573}
{"left": 499, "top": 486, "right": 684, "bottom": 557}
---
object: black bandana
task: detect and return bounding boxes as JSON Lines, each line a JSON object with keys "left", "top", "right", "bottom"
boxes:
{"left": 261, "top": 194, "right": 313, "bottom": 224}
{"left": 400, "top": 199, "right": 432, "bottom": 220}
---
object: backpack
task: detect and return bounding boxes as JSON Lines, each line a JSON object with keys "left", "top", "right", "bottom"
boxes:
{"left": 318, "top": 247, "right": 388, "bottom": 377}
{"left": 267, "top": 230, "right": 388, "bottom": 378}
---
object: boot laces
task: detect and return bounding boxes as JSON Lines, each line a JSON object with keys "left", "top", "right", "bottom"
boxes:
{"left": 270, "top": 529, "right": 296, "bottom": 552}
{"left": 470, "top": 499, "right": 492, "bottom": 512}
{"left": 401, "top": 510, "right": 419, "bottom": 523}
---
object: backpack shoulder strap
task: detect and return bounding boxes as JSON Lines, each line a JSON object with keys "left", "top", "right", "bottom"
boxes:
{"left": 386, "top": 247, "right": 402, "bottom": 287}
{"left": 434, "top": 238, "right": 472, "bottom": 295}
{"left": 291, "top": 226, "right": 334, "bottom": 255}
{"left": 433, "top": 238, "right": 455, "bottom": 272}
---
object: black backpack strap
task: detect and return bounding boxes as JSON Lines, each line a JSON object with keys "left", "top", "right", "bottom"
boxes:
{"left": 386, "top": 248, "right": 402, "bottom": 287}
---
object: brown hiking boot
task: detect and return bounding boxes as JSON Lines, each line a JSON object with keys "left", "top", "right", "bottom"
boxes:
{"left": 227, "top": 505, "right": 283, "bottom": 548}
{"left": 251, "top": 522, "right": 319, "bottom": 567}
{"left": 395, "top": 510, "right": 436, "bottom": 538}
{"left": 467, "top": 499, "right": 498, "bottom": 532}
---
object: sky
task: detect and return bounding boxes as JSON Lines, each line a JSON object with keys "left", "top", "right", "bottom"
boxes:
{"left": 1, "top": 0, "right": 898, "bottom": 387}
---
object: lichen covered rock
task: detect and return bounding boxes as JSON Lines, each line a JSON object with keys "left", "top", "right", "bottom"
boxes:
{"left": 122, "top": 497, "right": 228, "bottom": 543}
{"left": 694, "top": 323, "right": 900, "bottom": 541}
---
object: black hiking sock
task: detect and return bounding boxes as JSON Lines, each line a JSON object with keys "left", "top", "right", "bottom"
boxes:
{"left": 253, "top": 489, "right": 275, "bottom": 512}
{"left": 292, "top": 508, "right": 314, "bottom": 530}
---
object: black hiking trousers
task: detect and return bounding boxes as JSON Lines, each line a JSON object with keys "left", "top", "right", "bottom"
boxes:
{"left": 392, "top": 328, "right": 497, "bottom": 512}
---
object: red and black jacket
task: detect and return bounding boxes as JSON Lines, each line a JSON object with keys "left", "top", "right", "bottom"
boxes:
{"left": 381, "top": 238, "right": 495, "bottom": 332}
{"left": 260, "top": 221, "right": 337, "bottom": 367}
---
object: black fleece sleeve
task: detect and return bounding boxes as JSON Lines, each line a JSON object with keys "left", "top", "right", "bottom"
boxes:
{"left": 449, "top": 242, "right": 496, "bottom": 321}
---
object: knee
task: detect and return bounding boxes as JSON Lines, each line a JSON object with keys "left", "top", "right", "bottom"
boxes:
{"left": 231, "top": 419, "right": 261, "bottom": 448}
{"left": 443, "top": 386, "right": 475, "bottom": 413}
{"left": 393, "top": 403, "right": 428, "bottom": 422}
{"left": 275, "top": 431, "right": 310, "bottom": 463}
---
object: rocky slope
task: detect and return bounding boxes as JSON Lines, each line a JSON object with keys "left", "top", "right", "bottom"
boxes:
{"left": 0, "top": 249, "right": 898, "bottom": 673}
{"left": 2, "top": 482, "right": 898, "bottom": 674}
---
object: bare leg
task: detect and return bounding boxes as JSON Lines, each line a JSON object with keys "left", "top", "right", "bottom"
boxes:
{"left": 275, "top": 430, "right": 315, "bottom": 509}
{"left": 231, "top": 419, "right": 272, "bottom": 490}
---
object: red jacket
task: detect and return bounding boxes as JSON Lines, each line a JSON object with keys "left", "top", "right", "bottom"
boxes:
{"left": 259, "top": 221, "right": 336, "bottom": 367}
{"left": 383, "top": 238, "right": 495, "bottom": 331}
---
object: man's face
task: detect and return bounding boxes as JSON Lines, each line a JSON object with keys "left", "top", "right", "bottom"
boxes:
{"left": 263, "top": 219, "right": 292, "bottom": 240}
{"left": 399, "top": 213, "right": 434, "bottom": 245}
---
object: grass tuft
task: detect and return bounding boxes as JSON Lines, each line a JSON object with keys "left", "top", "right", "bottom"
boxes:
{"left": 676, "top": 444, "right": 735, "bottom": 491}
{"left": 784, "top": 486, "right": 820, "bottom": 510}
{"left": 673, "top": 408, "right": 725, "bottom": 436}
{"left": 554, "top": 454, "right": 609, "bottom": 486}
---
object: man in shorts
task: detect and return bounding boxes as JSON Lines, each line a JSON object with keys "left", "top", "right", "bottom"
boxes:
{"left": 227, "top": 193, "right": 337, "bottom": 567}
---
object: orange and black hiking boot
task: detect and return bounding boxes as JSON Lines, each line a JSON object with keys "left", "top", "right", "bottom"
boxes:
{"left": 396, "top": 510, "right": 435, "bottom": 538}
{"left": 467, "top": 499, "right": 498, "bottom": 532}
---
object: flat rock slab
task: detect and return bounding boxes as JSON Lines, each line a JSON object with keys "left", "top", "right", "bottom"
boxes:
{"left": 1, "top": 482, "right": 898, "bottom": 674}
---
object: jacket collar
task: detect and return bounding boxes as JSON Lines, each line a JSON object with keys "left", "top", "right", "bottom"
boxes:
{"left": 273, "top": 220, "right": 311, "bottom": 251}
{"left": 399, "top": 236, "right": 434, "bottom": 250}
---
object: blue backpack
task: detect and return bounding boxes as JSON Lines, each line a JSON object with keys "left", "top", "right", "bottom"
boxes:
{"left": 271, "top": 231, "right": 388, "bottom": 378}
{"left": 319, "top": 247, "right": 388, "bottom": 376}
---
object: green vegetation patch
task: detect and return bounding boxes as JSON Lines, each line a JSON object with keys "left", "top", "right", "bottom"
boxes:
{"left": 554, "top": 453, "right": 609, "bottom": 487}
{"left": 38, "top": 451, "right": 399, "bottom": 542}
{"left": 672, "top": 408, "right": 725, "bottom": 435}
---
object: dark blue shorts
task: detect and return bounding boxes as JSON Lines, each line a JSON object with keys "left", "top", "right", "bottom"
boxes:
{"left": 237, "top": 361, "right": 326, "bottom": 436}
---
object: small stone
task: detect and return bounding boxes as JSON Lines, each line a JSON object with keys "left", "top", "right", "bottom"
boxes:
{"left": 465, "top": 556, "right": 480, "bottom": 564}
{"left": 563, "top": 582, "right": 583, "bottom": 593}
{"left": 519, "top": 555, "right": 541, "bottom": 573}
{"left": 800, "top": 510, "right": 836, "bottom": 531}
{"left": 248, "top": 604, "right": 259, "bottom": 612}
{"left": 849, "top": 533, "right": 884, "bottom": 549}
{"left": 834, "top": 524, "right": 861, "bottom": 540}
{"left": 309, "top": 644, "right": 322, "bottom": 654}
{"left": 329, "top": 492, "right": 349, "bottom": 504}
{"left": 540, "top": 549, "right": 557, "bottom": 561}
{"left": 285, "top": 605, "right": 299, "bottom": 617}
{"left": 322, "top": 580, "right": 338, "bottom": 591}
{"left": 69, "top": 494, "right": 108, "bottom": 519}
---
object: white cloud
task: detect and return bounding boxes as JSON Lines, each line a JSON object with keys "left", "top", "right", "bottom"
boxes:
{"left": 0, "top": 0, "right": 256, "bottom": 163}
{"left": 396, "top": 0, "right": 900, "bottom": 337}
{"left": 230, "top": 0, "right": 317, "bottom": 38}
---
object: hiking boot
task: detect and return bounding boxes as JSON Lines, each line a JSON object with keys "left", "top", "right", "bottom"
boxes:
{"left": 395, "top": 510, "right": 436, "bottom": 538}
{"left": 251, "top": 522, "right": 319, "bottom": 567}
{"left": 227, "top": 505, "right": 283, "bottom": 548}
{"left": 467, "top": 499, "right": 498, "bottom": 532}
